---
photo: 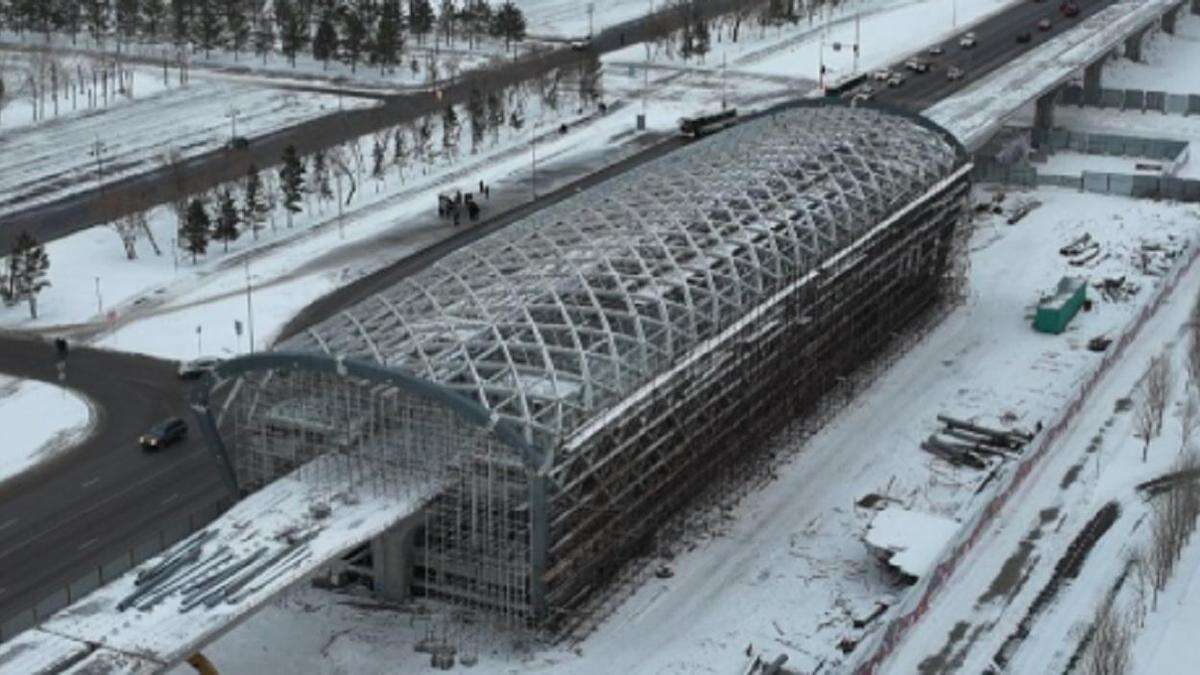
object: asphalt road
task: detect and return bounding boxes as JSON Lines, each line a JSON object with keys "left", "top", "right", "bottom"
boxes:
{"left": 0, "top": 336, "right": 225, "bottom": 635}
{"left": 0, "top": 0, "right": 759, "bottom": 254}
{"left": 0, "top": 0, "right": 1129, "bottom": 642}
{"left": 866, "top": 0, "right": 1116, "bottom": 110}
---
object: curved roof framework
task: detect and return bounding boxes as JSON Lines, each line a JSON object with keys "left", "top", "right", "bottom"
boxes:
{"left": 283, "top": 102, "right": 964, "bottom": 449}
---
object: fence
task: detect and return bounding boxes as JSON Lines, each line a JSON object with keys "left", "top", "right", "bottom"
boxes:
{"left": 1060, "top": 84, "right": 1200, "bottom": 116}
{"left": 853, "top": 239, "right": 1200, "bottom": 673}
{"left": 0, "top": 495, "right": 233, "bottom": 642}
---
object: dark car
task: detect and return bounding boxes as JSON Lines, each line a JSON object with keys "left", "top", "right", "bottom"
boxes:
{"left": 1038, "top": 18, "right": 1052, "bottom": 30}
{"left": 140, "top": 417, "right": 188, "bottom": 451}
{"left": 1016, "top": 31, "right": 1032, "bottom": 43}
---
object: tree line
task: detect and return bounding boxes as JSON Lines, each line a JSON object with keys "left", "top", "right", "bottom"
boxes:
{"left": 0, "top": 1, "right": 528, "bottom": 73}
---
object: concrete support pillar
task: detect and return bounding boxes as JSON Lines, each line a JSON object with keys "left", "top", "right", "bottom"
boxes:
{"left": 1163, "top": 6, "right": 1179, "bottom": 33}
{"left": 1192, "top": 0, "right": 1199, "bottom": 17}
{"left": 1083, "top": 60, "right": 1103, "bottom": 104}
{"left": 1034, "top": 89, "right": 1057, "bottom": 130}
{"left": 1124, "top": 27, "right": 1146, "bottom": 62}
{"left": 371, "top": 511, "right": 423, "bottom": 602}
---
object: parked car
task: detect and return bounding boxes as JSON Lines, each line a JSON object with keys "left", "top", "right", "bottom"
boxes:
{"left": 959, "top": 32, "right": 978, "bottom": 48}
{"left": 871, "top": 69, "right": 893, "bottom": 81}
{"left": 946, "top": 66, "right": 964, "bottom": 81}
{"left": 178, "top": 356, "right": 221, "bottom": 380}
{"left": 904, "top": 59, "right": 930, "bottom": 73}
{"left": 928, "top": 45, "right": 946, "bottom": 56}
{"left": 886, "top": 74, "right": 905, "bottom": 87}
{"left": 1038, "top": 18, "right": 1053, "bottom": 30}
{"left": 1016, "top": 31, "right": 1032, "bottom": 43}
{"left": 851, "top": 92, "right": 872, "bottom": 105}
{"left": 140, "top": 417, "right": 188, "bottom": 451}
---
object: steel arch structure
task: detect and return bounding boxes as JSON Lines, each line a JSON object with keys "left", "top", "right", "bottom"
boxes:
{"left": 206, "top": 100, "right": 971, "bottom": 630}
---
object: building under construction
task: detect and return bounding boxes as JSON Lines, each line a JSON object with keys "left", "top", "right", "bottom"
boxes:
{"left": 205, "top": 100, "right": 972, "bottom": 634}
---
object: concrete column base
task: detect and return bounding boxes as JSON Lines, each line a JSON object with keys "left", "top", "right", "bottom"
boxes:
{"left": 1125, "top": 32, "right": 1144, "bottom": 62}
{"left": 371, "top": 511, "right": 423, "bottom": 602}
{"left": 1083, "top": 60, "right": 1103, "bottom": 104}
{"left": 1034, "top": 90, "right": 1057, "bottom": 130}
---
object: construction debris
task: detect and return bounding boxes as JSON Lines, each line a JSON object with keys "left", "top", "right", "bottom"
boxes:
{"left": 1087, "top": 336, "right": 1113, "bottom": 352}
{"left": 863, "top": 507, "right": 960, "bottom": 582}
{"left": 920, "top": 415, "right": 1033, "bottom": 469}
{"left": 1094, "top": 276, "right": 1139, "bottom": 303}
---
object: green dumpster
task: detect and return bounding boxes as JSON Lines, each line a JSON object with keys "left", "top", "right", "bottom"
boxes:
{"left": 1034, "top": 276, "right": 1087, "bottom": 335}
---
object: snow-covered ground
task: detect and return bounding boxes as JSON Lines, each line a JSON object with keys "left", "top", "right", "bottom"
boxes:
{"left": 0, "top": 71, "right": 373, "bottom": 218}
{"left": 0, "top": 376, "right": 93, "bottom": 486}
{"left": 180, "top": 184, "right": 1200, "bottom": 674}
{"left": 1132, "top": 514, "right": 1200, "bottom": 673}
{"left": 1036, "top": 149, "right": 1185, "bottom": 177}
{"left": 1105, "top": 10, "right": 1200, "bottom": 93}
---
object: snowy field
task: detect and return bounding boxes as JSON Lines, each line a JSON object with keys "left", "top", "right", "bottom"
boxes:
{"left": 1104, "top": 10, "right": 1200, "bottom": 93}
{"left": 0, "top": 71, "right": 373, "bottom": 218}
{"left": 0, "top": 376, "right": 93, "bottom": 485}
{"left": 1036, "top": 150, "right": 1191, "bottom": 178}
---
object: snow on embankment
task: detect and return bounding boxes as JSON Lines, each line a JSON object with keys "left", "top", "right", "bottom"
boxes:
{"left": 0, "top": 376, "right": 94, "bottom": 484}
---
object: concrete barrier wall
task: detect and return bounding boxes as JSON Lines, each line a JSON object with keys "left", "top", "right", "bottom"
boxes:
{"left": 1065, "top": 86, "right": 1199, "bottom": 115}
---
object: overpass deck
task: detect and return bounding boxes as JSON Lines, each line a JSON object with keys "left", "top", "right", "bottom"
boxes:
{"left": 927, "top": 0, "right": 1184, "bottom": 150}
{"left": 0, "top": 456, "right": 420, "bottom": 673}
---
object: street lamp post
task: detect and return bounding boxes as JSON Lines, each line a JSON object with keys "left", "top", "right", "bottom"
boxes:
{"left": 226, "top": 106, "right": 240, "bottom": 141}
{"left": 94, "top": 276, "right": 102, "bottom": 315}
{"left": 89, "top": 137, "right": 107, "bottom": 186}
{"left": 245, "top": 260, "right": 256, "bottom": 354}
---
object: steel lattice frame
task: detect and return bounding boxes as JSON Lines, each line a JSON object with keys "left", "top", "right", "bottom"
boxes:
{"left": 285, "top": 103, "right": 961, "bottom": 449}
{"left": 215, "top": 100, "right": 971, "bottom": 631}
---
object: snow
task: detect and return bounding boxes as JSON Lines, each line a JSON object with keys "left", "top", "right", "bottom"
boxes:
{"left": 0, "top": 630, "right": 90, "bottom": 674}
{"left": 926, "top": 0, "right": 1182, "bottom": 150}
{"left": 0, "top": 376, "right": 93, "bottom": 485}
{"left": 1131, "top": 515, "right": 1200, "bottom": 673}
{"left": 876, "top": 215, "right": 1200, "bottom": 672}
{"left": 26, "top": 453, "right": 422, "bottom": 670}
{"left": 864, "top": 507, "right": 961, "bottom": 579}
{"left": 1036, "top": 149, "right": 1181, "bottom": 176}
{"left": 0, "top": 72, "right": 375, "bottom": 217}
{"left": 1104, "top": 10, "right": 1200, "bottom": 94}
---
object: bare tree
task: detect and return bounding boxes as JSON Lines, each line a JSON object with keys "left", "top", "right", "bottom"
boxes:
{"left": 1182, "top": 388, "right": 1200, "bottom": 454}
{"left": 1083, "top": 601, "right": 1133, "bottom": 675}
{"left": 111, "top": 215, "right": 141, "bottom": 259}
{"left": 1129, "top": 548, "right": 1150, "bottom": 627}
{"left": 1138, "top": 353, "right": 1175, "bottom": 462}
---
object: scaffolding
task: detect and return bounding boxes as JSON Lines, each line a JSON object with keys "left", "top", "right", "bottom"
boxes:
{"left": 211, "top": 100, "right": 972, "bottom": 643}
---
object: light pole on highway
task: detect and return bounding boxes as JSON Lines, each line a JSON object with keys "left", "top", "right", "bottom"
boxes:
{"left": 89, "top": 136, "right": 107, "bottom": 186}
{"left": 244, "top": 260, "right": 256, "bottom": 354}
{"left": 530, "top": 125, "right": 537, "bottom": 201}
{"left": 94, "top": 276, "right": 102, "bottom": 316}
{"left": 226, "top": 106, "right": 240, "bottom": 140}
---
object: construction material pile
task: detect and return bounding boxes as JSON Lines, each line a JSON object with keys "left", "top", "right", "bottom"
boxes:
{"left": 920, "top": 415, "right": 1034, "bottom": 470}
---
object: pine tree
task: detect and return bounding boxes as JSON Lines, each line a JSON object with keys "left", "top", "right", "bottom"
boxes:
{"left": 409, "top": 0, "right": 433, "bottom": 43}
{"left": 466, "top": 85, "right": 486, "bottom": 153}
{"left": 486, "top": 89, "right": 504, "bottom": 144}
{"left": 339, "top": 8, "right": 367, "bottom": 73}
{"left": 170, "top": 0, "right": 189, "bottom": 45}
{"left": 279, "top": 144, "right": 306, "bottom": 226}
{"left": 242, "top": 162, "right": 266, "bottom": 240}
{"left": 183, "top": 197, "right": 211, "bottom": 262}
{"left": 371, "top": 133, "right": 387, "bottom": 187}
{"left": 252, "top": 9, "right": 274, "bottom": 63}
{"left": 276, "top": 0, "right": 307, "bottom": 67}
{"left": 312, "top": 11, "right": 338, "bottom": 68}
{"left": 224, "top": 0, "right": 250, "bottom": 60}
{"left": 196, "top": 0, "right": 222, "bottom": 58}
{"left": 9, "top": 230, "right": 49, "bottom": 319}
{"left": 214, "top": 188, "right": 240, "bottom": 251}
{"left": 442, "top": 104, "right": 460, "bottom": 156}
{"left": 373, "top": 2, "right": 403, "bottom": 74}
{"left": 85, "top": 0, "right": 108, "bottom": 44}
{"left": 492, "top": 1, "right": 525, "bottom": 50}
{"left": 116, "top": 0, "right": 143, "bottom": 45}
{"left": 142, "top": 0, "right": 166, "bottom": 39}
{"left": 311, "top": 149, "right": 332, "bottom": 203}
